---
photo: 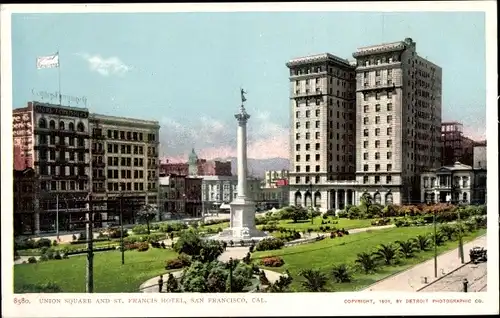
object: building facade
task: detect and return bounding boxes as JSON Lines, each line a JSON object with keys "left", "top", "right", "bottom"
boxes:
{"left": 420, "top": 162, "right": 486, "bottom": 205}
{"left": 201, "top": 175, "right": 261, "bottom": 209}
{"left": 160, "top": 149, "right": 232, "bottom": 177}
{"left": 286, "top": 53, "right": 357, "bottom": 210}
{"left": 89, "top": 113, "right": 160, "bottom": 224}
{"left": 159, "top": 174, "right": 202, "bottom": 218}
{"left": 14, "top": 168, "right": 38, "bottom": 235}
{"left": 353, "top": 38, "right": 442, "bottom": 205}
{"left": 264, "top": 169, "right": 290, "bottom": 188}
{"left": 31, "top": 102, "right": 92, "bottom": 232}
{"left": 13, "top": 106, "right": 34, "bottom": 170}
{"left": 473, "top": 143, "right": 487, "bottom": 169}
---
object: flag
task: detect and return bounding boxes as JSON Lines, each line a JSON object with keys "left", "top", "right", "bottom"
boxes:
{"left": 37, "top": 53, "right": 59, "bottom": 69}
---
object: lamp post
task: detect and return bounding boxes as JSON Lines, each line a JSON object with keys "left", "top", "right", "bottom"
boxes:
{"left": 120, "top": 183, "right": 125, "bottom": 265}
{"left": 431, "top": 199, "right": 437, "bottom": 278}
{"left": 308, "top": 182, "right": 313, "bottom": 224}
{"left": 228, "top": 257, "right": 233, "bottom": 292}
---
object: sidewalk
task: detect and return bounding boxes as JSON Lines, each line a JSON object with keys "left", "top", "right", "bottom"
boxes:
{"left": 363, "top": 235, "right": 487, "bottom": 292}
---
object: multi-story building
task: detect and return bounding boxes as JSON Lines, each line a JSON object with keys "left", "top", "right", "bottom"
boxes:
{"left": 286, "top": 53, "right": 357, "bottom": 211}
{"left": 88, "top": 113, "right": 160, "bottom": 224}
{"left": 420, "top": 161, "right": 486, "bottom": 205}
{"left": 159, "top": 174, "right": 202, "bottom": 218}
{"left": 353, "top": 38, "right": 442, "bottom": 205}
{"left": 13, "top": 107, "right": 34, "bottom": 170}
{"left": 27, "top": 102, "right": 92, "bottom": 233}
{"left": 473, "top": 142, "right": 487, "bottom": 169}
{"left": 201, "top": 175, "right": 261, "bottom": 209}
{"left": 263, "top": 169, "right": 289, "bottom": 188}
{"left": 13, "top": 168, "right": 38, "bottom": 235}
{"left": 160, "top": 149, "right": 232, "bottom": 177}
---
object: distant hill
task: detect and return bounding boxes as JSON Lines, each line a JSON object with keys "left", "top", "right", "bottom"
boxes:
{"left": 214, "top": 157, "right": 290, "bottom": 178}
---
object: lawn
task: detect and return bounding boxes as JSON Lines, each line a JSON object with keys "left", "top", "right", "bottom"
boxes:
{"left": 264, "top": 217, "right": 379, "bottom": 232}
{"left": 252, "top": 226, "right": 486, "bottom": 292}
{"left": 14, "top": 248, "right": 177, "bottom": 293}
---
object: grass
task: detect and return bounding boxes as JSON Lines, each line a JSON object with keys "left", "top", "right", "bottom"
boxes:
{"left": 263, "top": 217, "right": 379, "bottom": 232}
{"left": 14, "top": 248, "right": 177, "bottom": 293}
{"left": 252, "top": 226, "right": 486, "bottom": 292}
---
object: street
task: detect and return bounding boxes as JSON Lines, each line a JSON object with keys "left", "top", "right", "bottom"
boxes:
{"left": 419, "top": 262, "right": 487, "bottom": 292}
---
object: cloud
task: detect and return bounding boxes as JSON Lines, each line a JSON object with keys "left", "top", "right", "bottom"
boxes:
{"left": 78, "top": 53, "right": 130, "bottom": 77}
{"left": 160, "top": 112, "right": 289, "bottom": 162}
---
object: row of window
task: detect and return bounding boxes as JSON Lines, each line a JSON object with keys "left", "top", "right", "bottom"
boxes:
{"left": 290, "top": 66, "right": 353, "bottom": 79}
{"left": 106, "top": 129, "right": 157, "bottom": 142}
{"left": 295, "top": 164, "right": 354, "bottom": 173}
{"left": 39, "top": 165, "right": 86, "bottom": 176}
{"left": 358, "top": 55, "right": 399, "bottom": 67}
{"left": 295, "top": 88, "right": 354, "bottom": 99}
{"left": 38, "top": 118, "right": 86, "bottom": 132}
{"left": 107, "top": 169, "right": 149, "bottom": 179}
{"left": 107, "top": 181, "right": 157, "bottom": 191}
{"left": 294, "top": 173, "right": 355, "bottom": 185}
{"left": 363, "top": 69, "right": 393, "bottom": 77}
{"left": 364, "top": 103, "right": 393, "bottom": 113}
{"left": 106, "top": 156, "right": 158, "bottom": 167}
{"left": 362, "top": 139, "right": 393, "bottom": 148}
{"left": 296, "top": 77, "right": 353, "bottom": 88}
{"left": 39, "top": 149, "right": 86, "bottom": 162}
{"left": 363, "top": 151, "right": 393, "bottom": 160}
{"left": 364, "top": 79, "right": 394, "bottom": 88}
{"left": 362, "top": 175, "right": 392, "bottom": 184}
{"left": 39, "top": 135, "right": 86, "bottom": 147}
{"left": 363, "top": 115, "right": 393, "bottom": 126}
{"left": 40, "top": 180, "right": 87, "bottom": 191}
{"left": 362, "top": 90, "right": 395, "bottom": 101}
{"left": 363, "top": 164, "right": 393, "bottom": 172}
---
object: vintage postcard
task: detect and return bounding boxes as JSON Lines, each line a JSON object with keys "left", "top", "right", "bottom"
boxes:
{"left": 1, "top": 2, "right": 498, "bottom": 317}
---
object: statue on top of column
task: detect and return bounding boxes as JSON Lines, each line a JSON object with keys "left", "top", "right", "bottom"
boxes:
{"left": 240, "top": 88, "right": 247, "bottom": 104}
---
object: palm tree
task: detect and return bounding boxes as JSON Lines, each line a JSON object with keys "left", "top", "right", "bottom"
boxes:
{"left": 299, "top": 269, "right": 328, "bottom": 292}
{"left": 432, "top": 232, "right": 446, "bottom": 246}
{"left": 439, "top": 224, "right": 456, "bottom": 241}
{"left": 412, "top": 234, "right": 431, "bottom": 251}
{"left": 396, "top": 240, "right": 416, "bottom": 258}
{"left": 373, "top": 244, "right": 398, "bottom": 265}
{"left": 355, "top": 252, "right": 377, "bottom": 274}
{"left": 137, "top": 204, "right": 158, "bottom": 235}
{"left": 331, "top": 264, "right": 352, "bottom": 283}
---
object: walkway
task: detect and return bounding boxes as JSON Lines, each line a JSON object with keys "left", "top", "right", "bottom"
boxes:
{"left": 363, "top": 235, "right": 487, "bottom": 292}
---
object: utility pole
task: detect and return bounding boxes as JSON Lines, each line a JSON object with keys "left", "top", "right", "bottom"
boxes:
{"left": 433, "top": 206, "right": 437, "bottom": 278}
{"left": 457, "top": 206, "right": 465, "bottom": 263}
{"left": 120, "top": 194, "right": 125, "bottom": 265}
{"left": 86, "top": 193, "right": 94, "bottom": 293}
{"left": 56, "top": 194, "right": 59, "bottom": 239}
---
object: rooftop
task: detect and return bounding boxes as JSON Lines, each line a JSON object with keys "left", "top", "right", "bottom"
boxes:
{"left": 286, "top": 53, "right": 352, "bottom": 68}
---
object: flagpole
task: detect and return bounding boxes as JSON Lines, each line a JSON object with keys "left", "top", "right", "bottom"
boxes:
{"left": 58, "top": 50, "right": 62, "bottom": 106}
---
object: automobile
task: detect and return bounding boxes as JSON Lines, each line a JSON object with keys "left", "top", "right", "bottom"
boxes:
{"left": 469, "top": 246, "right": 487, "bottom": 264}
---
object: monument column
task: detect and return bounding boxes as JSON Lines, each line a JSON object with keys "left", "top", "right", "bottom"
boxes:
{"left": 235, "top": 108, "right": 250, "bottom": 200}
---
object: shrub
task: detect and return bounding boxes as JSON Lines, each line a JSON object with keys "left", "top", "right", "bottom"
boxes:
{"left": 28, "top": 256, "right": 37, "bottom": 263}
{"left": 178, "top": 253, "right": 192, "bottom": 267}
{"left": 52, "top": 240, "right": 58, "bottom": 246}
{"left": 249, "top": 244, "right": 255, "bottom": 253}
{"left": 132, "top": 225, "right": 149, "bottom": 235}
{"left": 324, "top": 209, "right": 336, "bottom": 217}
{"left": 137, "top": 242, "right": 149, "bottom": 252}
{"left": 331, "top": 264, "right": 352, "bottom": 283}
{"left": 261, "top": 256, "right": 285, "bottom": 267}
{"left": 255, "top": 238, "right": 285, "bottom": 251}
{"left": 72, "top": 234, "right": 77, "bottom": 241}
{"left": 108, "top": 228, "right": 129, "bottom": 239}
{"left": 322, "top": 214, "right": 328, "bottom": 220}
{"left": 34, "top": 238, "right": 52, "bottom": 249}
{"left": 165, "top": 258, "right": 185, "bottom": 270}
{"left": 14, "top": 238, "right": 36, "bottom": 250}
{"left": 18, "top": 282, "right": 62, "bottom": 293}
{"left": 53, "top": 251, "right": 62, "bottom": 260}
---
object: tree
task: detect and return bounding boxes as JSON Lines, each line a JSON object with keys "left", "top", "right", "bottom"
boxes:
{"left": 355, "top": 252, "right": 377, "bottom": 274}
{"left": 412, "top": 234, "right": 431, "bottom": 251}
{"left": 309, "top": 207, "right": 321, "bottom": 223}
{"left": 174, "top": 229, "right": 204, "bottom": 256}
{"left": 137, "top": 204, "right": 157, "bottom": 235}
{"left": 198, "top": 240, "right": 224, "bottom": 263}
{"left": 299, "top": 269, "right": 328, "bottom": 292}
{"left": 373, "top": 244, "right": 398, "bottom": 265}
{"left": 206, "top": 267, "right": 228, "bottom": 292}
{"left": 281, "top": 206, "right": 309, "bottom": 223}
{"left": 432, "top": 232, "right": 446, "bottom": 246}
{"left": 331, "top": 264, "right": 352, "bottom": 283}
{"left": 439, "top": 224, "right": 456, "bottom": 241}
{"left": 396, "top": 240, "right": 416, "bottom": 258}
{"left": 360, "top": 193, "right": 373, "bottom": 216}
{"left": 268, "top": 273, "right": 293, "bottom": 292}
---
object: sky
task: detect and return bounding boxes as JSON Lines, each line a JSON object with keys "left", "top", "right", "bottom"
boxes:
{"left": 11, "top": 11, "right": 487, "bottom": 161}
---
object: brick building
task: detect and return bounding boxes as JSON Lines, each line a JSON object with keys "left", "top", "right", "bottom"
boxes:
{"left": 158, "top": 174, "right": 202, "bottom": 218}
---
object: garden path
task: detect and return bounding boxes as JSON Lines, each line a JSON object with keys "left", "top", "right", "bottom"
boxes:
{"left": 363, "top": 235, "right": 487, "bottom": 292}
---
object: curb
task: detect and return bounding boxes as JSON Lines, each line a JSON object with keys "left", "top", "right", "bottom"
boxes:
{"left": 416, "top": 261, "right": 471, "bottom": 292}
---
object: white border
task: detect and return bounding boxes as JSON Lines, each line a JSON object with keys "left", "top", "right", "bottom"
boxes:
{"left": 1, "top": 2, "right": 498, "bottom": 317}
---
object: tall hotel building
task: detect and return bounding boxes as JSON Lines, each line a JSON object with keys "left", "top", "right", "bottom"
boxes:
{"left": 353, "top": 38, "right": 442, "bottom": 205}
{"left": 286, "top": 54, "right": 357, "bottom": 210}
{"left": 287, "top": 38, "right": 442, "bottom": 209}
{"left": 89, "top": 114, "right": 160, "bottom": 224}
